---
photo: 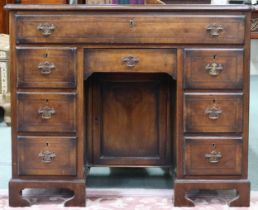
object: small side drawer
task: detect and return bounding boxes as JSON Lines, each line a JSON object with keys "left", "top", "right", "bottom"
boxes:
{"left": 184, "top": 137, "right": 242, "bottom": 176}
{"left": 17, "top": 136, "right": 76, "bottom": 176}
{"left": 15, "top": 14, "right": 245, "bottom": 44}
{"left": 184, "top": 49, "right": 243, "bottom": 89}
{"left": 184, "top": 93, "right": 243, "bottom": 133}
{"left": 85, "top": 49, "right": 176, "bottom": 78}
{"left": 17, "top": 92, "right": 76, "bottom": 133}
{"left": 17, "top": 47, "right": 76, "bottom": 88}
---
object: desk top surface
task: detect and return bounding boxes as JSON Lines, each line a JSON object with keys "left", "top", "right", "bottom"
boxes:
{"left": 5, "top": 4, "right": 251, "bottom": 11}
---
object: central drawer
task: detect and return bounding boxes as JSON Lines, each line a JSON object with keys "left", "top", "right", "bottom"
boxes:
{"left": 85, "top": 49, "right": 176, "bottom": 77}
{"left": 16, "top": 14, "right": 245, "bottom": 44}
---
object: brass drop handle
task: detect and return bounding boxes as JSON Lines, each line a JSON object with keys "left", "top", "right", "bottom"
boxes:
{"left": 38, "top": 106, "right": 56, "bottom": 120}
{"left": 205, "top": 144, "right": 222, "bottom": 164}
{"left": 205, "top": 62, "right": 223, "bottom": 76}
{"left": 37, "top": 23, "right": 55, "bottom": 36}
{"left": 205, "top": 103, "right": 223, "bottom": 120}
{"left": 122, "top": 56, "right": 139, "bottom": 68}
{"left": 38, "top": 61, "right": 55, "bottom": 75}
{"left": 206, "top": 24, "right": 224, "bottom": 37}
{"left": 38, "top": 143, "right": 56, "bottom": 164}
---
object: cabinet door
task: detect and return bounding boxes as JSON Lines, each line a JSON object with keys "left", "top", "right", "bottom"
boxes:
{"left": 88, "top": 74, "right": 173, "bottom": 166}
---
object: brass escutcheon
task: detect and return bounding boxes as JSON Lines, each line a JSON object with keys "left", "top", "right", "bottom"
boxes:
{"left": 129, "top": 19, "right": 136, "bottom": 28}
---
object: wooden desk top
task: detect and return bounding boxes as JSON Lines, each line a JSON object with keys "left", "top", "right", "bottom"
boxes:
{"left": 5, "top": 3, "right": 251, "bottom": 11}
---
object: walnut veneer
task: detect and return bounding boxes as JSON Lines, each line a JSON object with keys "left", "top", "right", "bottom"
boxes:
{"left": 5, "top": 4, "right": 251, "bottom": 207}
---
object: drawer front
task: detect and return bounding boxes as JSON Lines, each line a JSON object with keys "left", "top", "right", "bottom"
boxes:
{"left": 17, "top": 47, "right": 76, "bottom": 88}
{"left": 85, "top": 49, "right": 176, "bottom": 77}
{"left": 184, "top": 137, "right": 242, "bottom": 176}
{"left": 17, "top": 136, "right": 76, "bottom": 176}
{"left": 17, "top": 92, "right": 76, "bottom": 133}
{"left": 184, "top": 93, "right": 243, "bottom": 133}
{"left": 16, "top": 14, "right": 245, "bottom": 44}
{"left": 184, "top": 49, "right": 244, "bottom": 89}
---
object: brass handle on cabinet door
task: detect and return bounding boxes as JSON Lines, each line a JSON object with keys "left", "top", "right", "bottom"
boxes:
{"left": 38, "top": 144, "right": 56, "bottom": 164}
{"left": 205, "top": 144, "right": 222, "bottom": 164}
{"left": 122, "top": 56, "right": 139, "bottom": 68}
{"left": 38, "top": 106, "right": 56, "bottom": 120}
{"left": 205, "top": 62, "right": 223, "bottom": 76}
{"left": 206, "top": 24, "right": 224, "bottom": 37}
{"left": 37, "top": 23, "right": 55, "bottom": 36}
{"left": 38, "top": 61, "right": 55, "bottom": 75}
{"left": 205, "top": 104, "right": 223, "bottom": 120}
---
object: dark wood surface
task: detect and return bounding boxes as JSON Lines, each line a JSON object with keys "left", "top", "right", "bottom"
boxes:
{"left": 6, "top": 4, "right": 251, "bottom": 208}
{"left": 184, "top": 137, "right": 242, "bottom": 176}
{"left": 16, "top": 47, "right": 77, "bottom": 88}
{"left": 184, "top": 93, "right": 243, "bottom": 133}
{"left": 17, "top": 136, "right": 77, "bottom": 176}
{"left": 84, "top": 49, "right": 177, "bottom": 78}
{"left": 4, "top": 4, "right": 252, "bottom": 10}
{"left": 16, "top": 93, "right": 77, "bottom": 132}
{"left": 1, "top": 0, "right": 68, "bottom": 33}
{"left": 184, "top": 49, "right": 244, "bottom": 89}
{"left": 0, "top": 0, "right": 15, "bottom": 33}
{"left": 88, "top": 73, "right": 173, "bottom": 166}
{"left": 15, "top": 13, "right": 245, "bottom": 44}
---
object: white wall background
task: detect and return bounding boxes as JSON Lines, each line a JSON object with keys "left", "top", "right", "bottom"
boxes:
{"left": 251, "top": 40, "right": 258, "bottom": 75}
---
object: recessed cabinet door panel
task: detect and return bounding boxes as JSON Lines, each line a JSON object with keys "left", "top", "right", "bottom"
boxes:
{"left": 17, "top": 136, "right": 77, "bottom": 176}
{"left": 17, "top": 92, "right": 77, "bottom": 133}
{"left": 90, "top": 74, "right": 172, "bottom": 166}
{"left": 184, "top": 93, "right": 243, "bottom": 133}
{"left": 184, "top": 137, "right": 242, "bottom": 176}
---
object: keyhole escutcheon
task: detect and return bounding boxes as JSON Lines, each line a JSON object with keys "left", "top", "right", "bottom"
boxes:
{"left": 129, "top": 19, "right": 136, "bottom": 28}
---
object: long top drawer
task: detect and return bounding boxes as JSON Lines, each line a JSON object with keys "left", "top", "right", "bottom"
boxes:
{"left": 15, "top": 14, "right": 245, "bottom": 44}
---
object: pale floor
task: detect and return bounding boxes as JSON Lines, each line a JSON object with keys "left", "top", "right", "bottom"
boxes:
{"left": 0, "top": 76, "right": 257, "bottom": 190}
